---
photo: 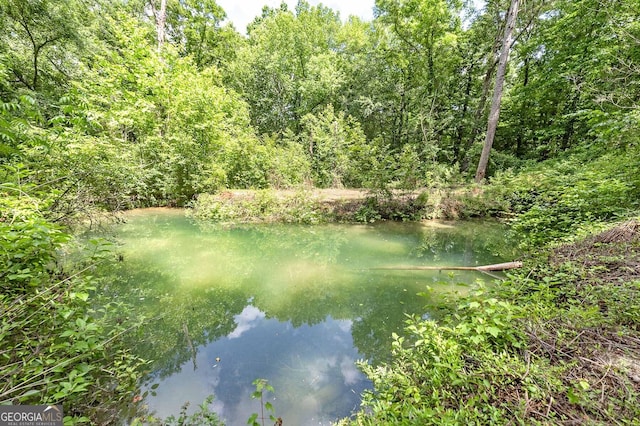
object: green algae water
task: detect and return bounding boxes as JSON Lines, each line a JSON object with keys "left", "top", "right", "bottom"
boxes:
{"left": 99, "top": 209, "right": 515, "bottom": 425}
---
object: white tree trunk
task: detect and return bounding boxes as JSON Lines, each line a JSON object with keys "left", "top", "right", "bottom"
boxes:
{"left": 153, "top": 0, "right": 167, "bottom": 52}
{"left": 474, "top": 0, "right": 520, "bottom": 183}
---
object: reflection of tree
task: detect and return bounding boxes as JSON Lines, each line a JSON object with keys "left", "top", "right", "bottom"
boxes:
{"left": 349, "top": 275, "right": 436, "bottom": 365}
{"left": 411, "top": 220, "right": 517, "bottom": 264}
{"left": 224, "top": 224, "right": 350, "bottom": 266}
{"left": 95, "top": 260, "right": 246, "bottom": 379}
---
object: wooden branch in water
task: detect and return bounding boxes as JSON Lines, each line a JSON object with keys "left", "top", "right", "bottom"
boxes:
{"left": 372, "top": 261, "right": 523, "bottom": 272}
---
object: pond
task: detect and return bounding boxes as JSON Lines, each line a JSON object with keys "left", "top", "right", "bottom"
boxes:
{"left": 95, "top": 209, "right": 515, "bottom": 425}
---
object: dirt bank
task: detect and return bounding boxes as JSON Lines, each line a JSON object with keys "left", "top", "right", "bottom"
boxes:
{"left": 217, "top": 188, "right": 372, "bottom": 202}
{"left": 523, "top": 220, "right": 640, "bottom": 422}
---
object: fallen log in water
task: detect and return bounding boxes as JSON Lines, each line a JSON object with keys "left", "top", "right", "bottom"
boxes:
{"left": 372, "top": 261, "right": 523, "bottom": 272}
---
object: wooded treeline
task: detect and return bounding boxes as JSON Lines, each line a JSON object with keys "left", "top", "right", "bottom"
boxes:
{"left": 1, "top": 0, "right": 638, "bottom": 212}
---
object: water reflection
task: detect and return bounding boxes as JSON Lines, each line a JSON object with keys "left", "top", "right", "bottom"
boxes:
{"left": 93, "top": 211, "right": 515, "bottom": 424}
{"left": 146, "top": 305, "right": 369, "bottom": 426}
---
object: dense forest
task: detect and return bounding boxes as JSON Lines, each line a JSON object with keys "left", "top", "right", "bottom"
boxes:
{"left": 1, "top": 0, "right": 639, "bottom": 424}
{"left": 2, "top": 0, "right": 638, "bottom": 207}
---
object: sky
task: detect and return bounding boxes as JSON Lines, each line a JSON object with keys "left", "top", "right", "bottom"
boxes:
{"left": 216, "top": 0, "right": 376, "bottom": 34}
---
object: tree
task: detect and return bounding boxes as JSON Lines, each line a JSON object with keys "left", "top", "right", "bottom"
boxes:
{"left": 165, "top": 0, "right": 241, "bottom": 69}
{"left": 298, "top": 105, "right": 368, "bottom": 187}
{"left": 227, "top": 1, "right": 343, "bottom": 135}
{"left": 475, "top": 0, "right": 519, "bottom": 183}
{"left": 0, "top": 0, "right": 83, "bottom": 92}
{"left": 362, "top": 0, "right": 464, "bottom": 179}
{"left": 148, "top": 0, "right": 167, "bottom": 51}
{"left": 497, "top": 0, "right": 640, "bottom": 159}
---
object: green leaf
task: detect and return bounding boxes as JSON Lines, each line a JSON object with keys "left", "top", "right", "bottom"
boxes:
{"left": 486, "top": 326, "right": 501, "bottom": 338}
{"left": 247, "top": 413, "right": 258, "bottom": 425}
{"left": 18, "top": 389, "right": 41, "bottom": 400}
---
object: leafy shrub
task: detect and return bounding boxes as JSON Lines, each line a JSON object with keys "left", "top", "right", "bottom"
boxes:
{"left": 189, "top": 189, "right": 324, "bottom": 224}
{"left": 0, "top": 196, "right": 147, "bottom": 423}
{"left": 340, "top": 292, "right": 546, "bottom": 425}
{"left": 353, "top": 192, "right": 430, "bottom": 223}
{"left": 299, "top": 105, "right": 370, "bottom": 188}
{"left": 263, "top": 134, "right": 312, "bottom": 188}
{"left": 460, "top": 149, "right": 640, "bottom": 247}
{"left": 0, "top": 211, "right": 69, "bottom": 294}
{"left": 138, "top": 395, "right": 223, "bottom": 426}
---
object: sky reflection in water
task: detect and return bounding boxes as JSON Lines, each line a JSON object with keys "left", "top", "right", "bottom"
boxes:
{"left": 148, "top": 305, "right": 367, "bottom": 426}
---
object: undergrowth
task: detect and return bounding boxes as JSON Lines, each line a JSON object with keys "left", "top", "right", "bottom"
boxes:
{"left": 188, "top": 188, "right": 432, "bottom": 224}
{"left": 339, "top": 220, "right": 640, "bottom": 425}
{"left": 188, "top": 189, "right": 325, "bottom": 224}
{"left": 0, "top": 193, "right": 147, "bottom": 424}
{"left": 466, "top": 148, "right": 640, "bottom": 247}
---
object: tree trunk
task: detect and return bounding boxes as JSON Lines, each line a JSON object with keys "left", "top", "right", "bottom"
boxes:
{"left": 152, "top": 0, "right": 167, "bottom": 51}
{"left": 474, "top": 0, "right": 520, "bottom": 183}
{"left": 460, "top": 36, "right": 500, "bottom": 172}
{"left": 372, "top": 261, "right": 523, "bottom": 272}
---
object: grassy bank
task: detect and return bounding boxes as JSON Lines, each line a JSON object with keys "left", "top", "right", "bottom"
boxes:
{"left": 186, "top": 186, "right": 497, "bottom": 225}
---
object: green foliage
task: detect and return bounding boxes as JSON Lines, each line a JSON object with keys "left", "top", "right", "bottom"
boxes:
{"left": 0, "top": 0, "right": 638, "bottom": 212}
{"left": 0, "top": 0, "right": 639, "bottom": 422}
{"left": 0, "top": 207, "right": 68, "bottom": 292}
{"left": 248, "top": 379, "right": 278, "bottom": 426}
{"left": 0, "top": 195, "right": 147, "bottom": 423}
{"left": 0, "top": 0, "right": 85, "bottom": 93}
{"left": 227, "top": 1, "right": 343, "bottom": 135}
{"left": 342, "top": 297, "right": 545, "bottom": 425}
{"left": 298, "top": 105, "right": 375, "bottom": 188}
{"left": 166, "top": 0, "right": 241, "bottom": 69}
{"left": 452, "top": 290, "right": 523, "bottom": 351}
{"left": 189, "top": 190, "right": 324, "bottom": 225}
{"left": 4, "top": 11, "right": 273, "bottom": 209}
{"left": 141, "top": 395, "right": 223, "bottom": 426}
{"left": 353, "top": 197, "right": 384, "bottom": 223}
{"left": 499, "top": 0, "right": 640, "bottom": 159}
{"left": 73, "top": 16, "right": 268, "bottom": 205}
{"left": 0, "top": 96, "right": 41, "bottom": 160}
{"left": 190, "top": 188, "right": 435, "bottom": 225}
{"left": 480, "top": 150, "right": 640, "bottom": 247}
{"left": 262, "top": 135, "right": 311, "bottom": 188}
{"left": 353, "top": 193, "right": 429, "bottom": 223}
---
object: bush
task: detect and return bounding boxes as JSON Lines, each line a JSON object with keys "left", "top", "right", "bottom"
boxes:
{"left": 339, "top": 289, "right": 548, "bottom": 425}
{"left": 353, "top": 192, "right": 429, "bottom": 223}
{"left": 459, "top": 149, "right": 640, "bottom": 247}
{"left": 188, "top": 189, "right": 324, "bottom": 224}
{"left": 342, "top": 221, "right": 640, "bottom": 424}
{"left": 0, "top": 195, "right": 147, "bottom": 423}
